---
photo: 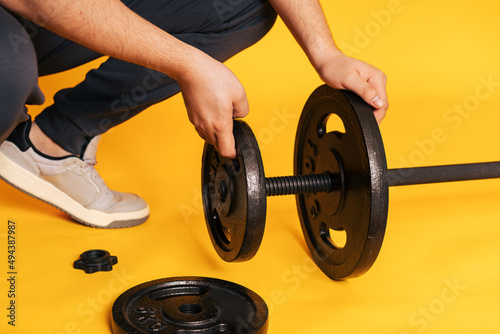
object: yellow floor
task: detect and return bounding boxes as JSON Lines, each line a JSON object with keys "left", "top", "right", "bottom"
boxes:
{"left": 2, "top": 1, "right": 500, "bottom": 333}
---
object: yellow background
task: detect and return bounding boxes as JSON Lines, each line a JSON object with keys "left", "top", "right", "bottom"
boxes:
{"left": 1, "top": 0, "right": 500, "bottom": 333}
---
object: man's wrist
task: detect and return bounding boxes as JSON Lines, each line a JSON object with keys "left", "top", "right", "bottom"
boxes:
{"left": 308, "top": 46, "right": 344, "bottom": 78}
{"left": 166, "top": 46, "right": 213, "bottom": 84}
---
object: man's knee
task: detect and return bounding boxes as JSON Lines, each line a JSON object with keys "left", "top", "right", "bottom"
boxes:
{"left": 242, "top": 1, "right": 277, "bottom": 42}
{"left": 196, "top": 1, "right": 277, "bottom": 62}
{"left": 0, "top": 55, "right": 43, "bottom": 141}
{"left": 0, "top": 6, "right": 35, "bottom": 57}
{"left": 0, "top": 39, "right": 42, "bottom": 107}
{"left": 217, "top": 0, "right": 277, "bottom": 34}
{"left": 0, "top": 7, "right": 40, "bottom": 94}
{"left": 213, "top": 0, "right": 276, "bottom": 26}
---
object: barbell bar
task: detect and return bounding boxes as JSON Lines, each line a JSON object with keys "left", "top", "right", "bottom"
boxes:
{"left": 265, "top": 160, "right": 500, "bottom": 196}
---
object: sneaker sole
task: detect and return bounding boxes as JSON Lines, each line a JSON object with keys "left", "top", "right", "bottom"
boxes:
{"left": 0, "top": 150, "right": 149, "bottom": 228}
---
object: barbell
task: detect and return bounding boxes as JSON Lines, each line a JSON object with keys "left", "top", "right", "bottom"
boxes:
{"left": 201, "top": 85, "right": 500, "bottom": 280}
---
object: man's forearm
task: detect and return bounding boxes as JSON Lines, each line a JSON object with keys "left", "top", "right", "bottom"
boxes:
{"left": 269, "top": 0, "right": 388, "bottom": 122}
{"left": 0, "top": 0, "right": 200, "bottom": 80}
{"left": 268, "top": 0, "right": 341, "bottom": 69}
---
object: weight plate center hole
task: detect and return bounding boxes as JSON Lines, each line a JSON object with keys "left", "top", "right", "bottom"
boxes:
{"left": 218, "top": 180, "right": 227, "bottom": 202}
{"left": 214, "top": 165, "right": 234, "bottom": 217}
{"left": 320, "top": 222, "right": 347, "bottom": 249}
{"left": 179, "top": 303, "right": 203, "bottom": 315}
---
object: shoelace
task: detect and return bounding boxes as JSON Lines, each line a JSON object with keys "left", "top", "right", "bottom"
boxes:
{"left": 81, "top": 157, "right": 109, "bottom": 194}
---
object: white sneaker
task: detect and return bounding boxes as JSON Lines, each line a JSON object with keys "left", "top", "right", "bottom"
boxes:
{"left": 0, "top": 121, "right": 149, "bottom": 228}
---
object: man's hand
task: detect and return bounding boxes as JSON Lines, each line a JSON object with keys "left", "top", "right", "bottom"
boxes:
{"left": 269, "top": 0, "right": 389, "bottom": 123}
{"left": 177, "top": 54, "right": 249, "bottom": 158}
{"left": 316, "top": 52, "right": 388, "bottom": 124}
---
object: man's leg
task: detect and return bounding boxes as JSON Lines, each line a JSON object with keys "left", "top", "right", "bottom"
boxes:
{"left": 0, "top": 7, "right": 150, "bottom": 229}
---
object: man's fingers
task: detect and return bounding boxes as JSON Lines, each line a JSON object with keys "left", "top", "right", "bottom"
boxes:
{"left": 367, "top": 70, "right": 388, "bottom": 116}
{"left": 232, "top": 91, "right": 250, "bottom": 119}
{"left": 196, "top": 126, "right": 236, "bottom": 158}
{"left": 373, "top": 108, "right": 386, "bottom": 124}
{"left": 345, "top": 73, "right": 388, "bottom": 124}
{"left": 214, "top": 126, "right": 236, "bottom": 158}
{"left": 351, "top": 80, "right": 386, "bottom": 109}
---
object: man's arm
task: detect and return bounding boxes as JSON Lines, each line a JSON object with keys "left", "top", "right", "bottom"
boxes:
{"left": 1, "top": 0, "right": 194, "bottom": 89}
{"left": 1, "top": 0, "right": 246, "bottom": 157}
{"left": 269, "top": 0, "right": 388, "bottom": 123}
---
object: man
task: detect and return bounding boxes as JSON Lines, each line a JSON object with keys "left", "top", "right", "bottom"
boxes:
{"left": 0, "top": 0, "right": 388, "bottom": 228}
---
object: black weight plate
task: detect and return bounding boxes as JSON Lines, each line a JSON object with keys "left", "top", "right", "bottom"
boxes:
{"left": 111, "top": 276, "right": 268, "bottom": 334}
{"left": 294, "top": 85, "right": 388, "bottom": 280}
{"left": 202, "top": 120, "right": 267, "bottom": 262}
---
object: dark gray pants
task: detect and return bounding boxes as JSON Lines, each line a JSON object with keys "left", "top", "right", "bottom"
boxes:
{"left": 0, "top": 0, "right": 276, "bottom": 155}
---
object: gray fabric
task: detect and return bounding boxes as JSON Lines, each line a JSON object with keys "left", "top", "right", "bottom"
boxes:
{"left": 0, "top": 6, "right": 45, "bottom": 144}
{"left": 0, "top": 0, "right": 277, "bottom": 155}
